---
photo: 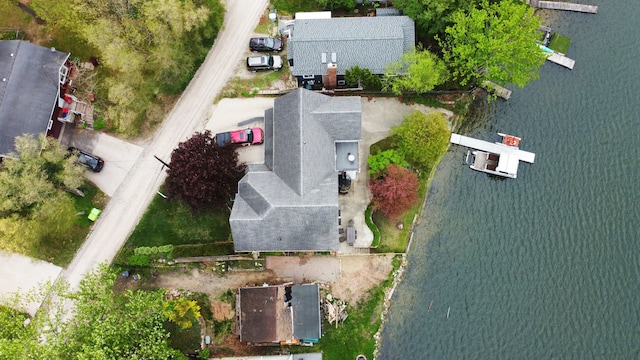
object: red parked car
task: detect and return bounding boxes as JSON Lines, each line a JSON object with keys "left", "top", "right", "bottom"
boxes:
{"left": 215, "top": 128, "right": 264, "bottom": 147}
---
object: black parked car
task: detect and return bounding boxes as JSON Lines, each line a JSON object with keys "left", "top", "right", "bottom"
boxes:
{"left": 68, "top": 147, "right": 104, "bottom": 172}
{"left": 249, "top": 37, "right": 283, "bottom": 52}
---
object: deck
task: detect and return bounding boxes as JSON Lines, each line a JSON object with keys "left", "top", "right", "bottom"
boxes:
{"left": 450, "top": 133, "right": 536, "bottom": 163}
{"left": 481, "top": 80, "right": 512, "bottom": 100}
{"left": 528, "top": 0, "right": 598, "bottom": 13}
{"left": 547, "top": 52, "right": 575, "bottom": 70}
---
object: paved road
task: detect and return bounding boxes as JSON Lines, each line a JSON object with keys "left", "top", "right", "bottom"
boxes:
{"left": 61, "top": 0, "right": 269, "bottom": 291}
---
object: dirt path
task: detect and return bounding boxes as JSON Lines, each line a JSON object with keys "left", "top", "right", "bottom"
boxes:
{"left": 123, "top": 254, "right": 396, "bottom": 308}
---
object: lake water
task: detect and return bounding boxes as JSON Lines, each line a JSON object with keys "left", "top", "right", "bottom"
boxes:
{"left": 379, "top": 1, "right": 640, "bottom": 358}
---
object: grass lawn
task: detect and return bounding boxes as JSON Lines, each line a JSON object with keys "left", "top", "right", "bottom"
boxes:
{"left": 37, "top": 183, "right": 108, "bottom": 266}
{"left": 128, "top": 195, "right": 231, "bottom": 248}
{"left": 118, "top": 194, "right": 233, "bottom": 264}
{"left": 216, "top": 66, "right": 288, "bottom": 102}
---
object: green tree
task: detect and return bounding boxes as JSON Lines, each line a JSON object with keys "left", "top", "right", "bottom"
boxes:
{"left": 345, "top": 66, "right": 382, "bottom": 91}
{"left": 391, "top": 110, "right": 450, "bottom": 170}
{"left": 438, "top": 0, "right": 546, "bottom": 89}
{"left": 314, "top": 0, "right": 356, "bottom": 10}
{"left": 30, "top": 0, "right": 225, "bottom": 135}
{"left": 163, "top": 297, "right": 201, "bottom": 330}
{"left": 52, "top": 266, "right": 185, "bottom": 359}
{"left": 393, "top": 0, "right": 478, "bottom": 37}
{"left": 383, "top": 47, "right": 449, "bottom": 95}
{"left": 0, "top": 306, "right": 38, "bottom": 360}
{"left": 0, "top": 134, "right": 83, "bottom": 214}
{"left": 0, "top": 266, "right": 186, "bottom": 359}
{"left": 368, "top": 149, "right": 409, "bottom": 177}
{"left": 0, "top": 135, "right": 84, "bottom": 255}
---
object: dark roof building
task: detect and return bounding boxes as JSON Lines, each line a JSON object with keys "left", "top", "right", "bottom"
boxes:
{"left": 238, "top": 286, "right": 280, "bottom": 343}
{"left": 291, "top": 284, "right": 322, "bottom": 343}
{"left": 0, "top": 40, "right": 70, "bottom": 157}
{"left": 230, "top": 89, "right": 361, "bottom": 253}
{"left": 238, "top": 284, "right": 322, "bottom": 345}
{"left": 287, "top": 16, "right": 415, "bottom": 87}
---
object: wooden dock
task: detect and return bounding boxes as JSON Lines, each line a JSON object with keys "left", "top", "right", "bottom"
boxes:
{"left": 547, "top": 52, "right": 575, "bottom": 70}
{"left": 528, "top": 0, "right": 597, "bottom": 14}
{"left": 481, "top": 80, "right": 512, "bottom": 100}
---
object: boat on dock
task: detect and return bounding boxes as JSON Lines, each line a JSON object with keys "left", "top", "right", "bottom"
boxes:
{"left": 450, "top": 133, "right": 536, "bottom": 179}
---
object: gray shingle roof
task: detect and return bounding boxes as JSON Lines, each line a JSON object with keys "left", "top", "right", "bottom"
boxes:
{"left": 292, "top": 284, "right": 321, "bottom": 341}
{"left": 230, "top": 89, "right": 361, "bottom": 252}
{"left": 288, "top": 16, "right": 415, "bottom": 76}
{"left": 0, "top": 41, "right": 69, "bottom": 156}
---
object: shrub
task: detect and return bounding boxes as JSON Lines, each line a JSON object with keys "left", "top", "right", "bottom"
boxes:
{"left": 367, "top": 149, "right": 409, "bottom": 177}
{"left": 92, "top": 117, "right": 107, "bottom": 130}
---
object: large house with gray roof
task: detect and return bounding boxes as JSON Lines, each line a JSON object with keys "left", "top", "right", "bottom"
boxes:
{"left": 230, "top": 89, "right": 361, "bottom": 252}
{"left": 0, "top": 40, "right": 71, "bottom": 157}
{"left": 286, "top": 15, "right": 415, "bottom": 88}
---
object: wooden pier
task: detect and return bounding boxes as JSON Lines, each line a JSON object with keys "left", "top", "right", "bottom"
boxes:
{"left": 528, "top": 0, "right": 597, "bottom": 14}
{"left": 547, "top": 52, "right": 575, "bottom": 70}
{"left": 481, "top": 80, "right": 512, "bottom": 100}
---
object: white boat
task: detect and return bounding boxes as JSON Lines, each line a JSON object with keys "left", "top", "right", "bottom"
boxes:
{"left": 451, "top": 133, "right": 535, "bottom": 179}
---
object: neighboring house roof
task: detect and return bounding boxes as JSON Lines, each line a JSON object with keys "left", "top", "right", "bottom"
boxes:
{"left": 287, "top": 16, "right": 415, "bottom": 77}
{"left": 291, "top": 284, "right": 322, "bottom": 342}
{"left": 0, "top": 40, "right": 69, "bottom": 156}
{"left": 238, "top": 286, "right": 279, "bottom": 343}
{"left": 230, "top": 89, "right": 361, "bottom": 252}
{"left": 238, "top": 284, "right": 322, "bottom": 345}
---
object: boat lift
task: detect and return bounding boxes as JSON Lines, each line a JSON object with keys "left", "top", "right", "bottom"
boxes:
{"left": 450, "top": 133, "right": 536, "bottom": 178}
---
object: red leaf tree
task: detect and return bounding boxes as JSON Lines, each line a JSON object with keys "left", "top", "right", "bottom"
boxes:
{"left": 165, "top": 131, "right": 246, "bottom": 211}
{"left": 369, "top": 164, "right": 420, "bottom": 219}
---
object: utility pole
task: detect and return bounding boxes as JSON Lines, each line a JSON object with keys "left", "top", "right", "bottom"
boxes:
{"left": 154, "top": 155, "right": 171, "bottom": 170}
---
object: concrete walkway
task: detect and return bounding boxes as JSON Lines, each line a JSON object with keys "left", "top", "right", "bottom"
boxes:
{"left": 0, "top": 251, "right": 62, "bottom": 315}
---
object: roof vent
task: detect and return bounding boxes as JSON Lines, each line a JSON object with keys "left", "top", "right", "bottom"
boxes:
{"left": 321, "top": 53, "right": 327, "bottom": 63}
{"left": 347, "top": 153, "right": 355, "bottom": 163}
{"left": 331, "top": 52, "right": 337, "bottom": 62}
{"left": 10, "top": 53, "right": 14, "bottom": 57}
{"left": 50, "top": 47, "right": 56, "bottom": 52}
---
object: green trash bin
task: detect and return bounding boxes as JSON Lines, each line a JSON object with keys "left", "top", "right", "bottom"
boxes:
{"left": 88, "top": 208, "right": 102, "bottom": 221}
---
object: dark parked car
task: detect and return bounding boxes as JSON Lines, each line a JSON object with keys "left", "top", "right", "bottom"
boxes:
{"left": 215, "top": 128, "right": 264, "bottom": 147}
{"left": 68, "top": 147, "right": 104, "bottom": 172}
{"left": 246, "top": 55, "right": 283, "bottom": 72}
{"left": 249, "top": 37, "right": 283, "bottom": 52}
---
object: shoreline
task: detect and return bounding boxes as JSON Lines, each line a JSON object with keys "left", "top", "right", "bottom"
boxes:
{"left": 372, "top": 147, "right": 451, "bottom": 359}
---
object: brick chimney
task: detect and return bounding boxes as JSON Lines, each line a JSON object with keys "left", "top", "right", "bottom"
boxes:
{"left": 323, "top": 62, "right": 338, "bottom": 90}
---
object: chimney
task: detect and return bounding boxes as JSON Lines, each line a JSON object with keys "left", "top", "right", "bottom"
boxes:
{"left": 323, "top": 62, "right": 338, "bottom": 90}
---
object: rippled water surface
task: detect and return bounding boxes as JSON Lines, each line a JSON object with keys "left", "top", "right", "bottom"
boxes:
{"left": 379, "top": 2, "right": 640, "bottom": 358}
